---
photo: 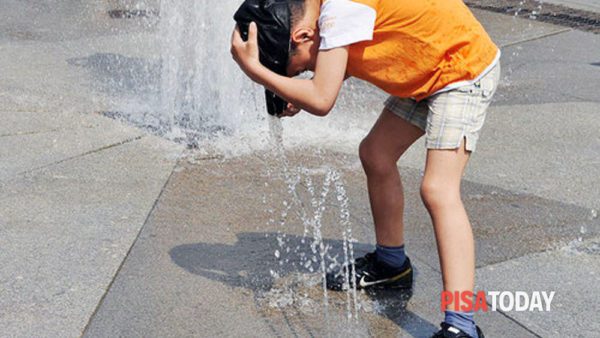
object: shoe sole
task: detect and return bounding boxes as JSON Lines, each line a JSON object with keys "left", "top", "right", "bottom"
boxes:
{"left": 327, "top": 267, "right": 413, "bottom": 291}
{"left": 358, "top": 267, "right": 413, "bottom": 290}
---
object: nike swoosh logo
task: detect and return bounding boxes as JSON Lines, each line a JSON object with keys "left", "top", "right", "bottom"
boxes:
{"left": 359, "top": 275, "right": 392, "bottom": 288}
{"left": 358, "top": 268, "right": 412, "bottom": 288}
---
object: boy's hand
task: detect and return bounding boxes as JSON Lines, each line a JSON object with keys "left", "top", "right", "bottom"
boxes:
{"left": 280, "top": 103, "right": 301, "bottom": 117}
{"left": 231, "top": 20, "right": 348, "bottom": 117}
{"left": 230, "top": 22, "right": 262, "bottom": 80}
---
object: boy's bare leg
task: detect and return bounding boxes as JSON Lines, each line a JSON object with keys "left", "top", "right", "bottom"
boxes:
{"left": 420, "top": 138, "right": 474, "bottom": 308}
{"left": 359, "top": 109, "right": 424, "bottom": 247}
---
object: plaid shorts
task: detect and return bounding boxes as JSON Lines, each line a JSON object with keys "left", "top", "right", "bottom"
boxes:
{"left": 384, "top": 63, "right": 501, "bottom": 152}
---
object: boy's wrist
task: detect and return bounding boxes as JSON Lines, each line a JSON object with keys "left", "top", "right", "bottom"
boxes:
{"left": 247, "top": 62, "right": 270, "bottom": 85}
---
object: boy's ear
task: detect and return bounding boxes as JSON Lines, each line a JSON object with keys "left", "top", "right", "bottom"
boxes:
{"left": 290, "top": 27, "right": 316, "bottom": 44}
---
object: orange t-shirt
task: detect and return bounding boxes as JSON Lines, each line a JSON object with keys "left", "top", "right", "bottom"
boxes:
{"left": 318, "top": 0, "right": 500, "bottom": 101}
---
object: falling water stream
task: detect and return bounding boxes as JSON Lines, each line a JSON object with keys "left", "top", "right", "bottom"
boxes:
{"left": 265, "top": 117, "right": 361, "bottom": 321}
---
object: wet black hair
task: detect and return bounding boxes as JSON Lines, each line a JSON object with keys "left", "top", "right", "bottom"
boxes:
{"left": 234, "top": 0, "right": 308, "bottom": 115}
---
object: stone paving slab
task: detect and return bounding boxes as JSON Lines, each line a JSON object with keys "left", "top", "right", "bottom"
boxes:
{"left": 542, "top": 0, "right": 600, "bottom": 13}
{"left": 494, "top": 30, "right": 600, "bottom": 106}
{"left": 0, "top": 0, "right": 156, "bottom": 43}
{"left": 0, "top": 111, "right": 144, "bottom": 180}
{"left": 465, "top": 102, "right": 600, "bottom": 211}
{"left": 546, "top": 0, "right": 600, "bottom": 13}
{"left": 0, "top": 32, "right": 161, "bottom": 115}
{"left": 476, "top": 238, "right": 600, "bottom": 337}
{"left": 473, "top": 8, "right": 572, "bottom": 48}
{"left": 0, "top": 1, "right": 160, "bottom": 114}
{"left": 0, "top": 135, "right": 181, "bottom": 338}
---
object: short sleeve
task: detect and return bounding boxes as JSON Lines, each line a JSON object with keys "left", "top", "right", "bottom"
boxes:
{"left": 318, "top": 0, "right": 376, "bottom": 50}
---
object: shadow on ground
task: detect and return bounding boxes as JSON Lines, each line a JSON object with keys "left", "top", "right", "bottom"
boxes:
{"left": 170, "top": 231, "right": 438, "bottom": 337}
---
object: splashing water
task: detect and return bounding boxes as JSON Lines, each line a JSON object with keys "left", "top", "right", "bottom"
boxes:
{"left": 77, "top": 0, "right": 379, "bottom": 159}
{"left": 264, "top": 117, "right": 361, "bottom": 322}
{"left": 157, "top": 0, "right": 265, "bottom": 147}
{"left": 334, "top": 171, "right": 359, "bottom": 319}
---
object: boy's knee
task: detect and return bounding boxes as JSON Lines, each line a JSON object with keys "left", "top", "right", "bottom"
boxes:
{"left": 420, "top": 179, "right": 460, "bottom": 209}
{"left": 359, "top": 138, "right": 396, "bottom": 176}
{"left": 358, "top": 138, "right": 375, "bottom": 170}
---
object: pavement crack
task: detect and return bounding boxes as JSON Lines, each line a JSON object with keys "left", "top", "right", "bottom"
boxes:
{"left": 79, "top": 158, "right": 179, "bottom": 337}
{"left": 11, "top": 135, "right": 144, "bottom": 179}
{"left": 500, "top": 28, "right": 572, "bottom": 48}
{"left": 493, "top": 308, "right": 543, "bottom": 337}
{"left": 0, "top": 128, "right": 63, "bottom": 138}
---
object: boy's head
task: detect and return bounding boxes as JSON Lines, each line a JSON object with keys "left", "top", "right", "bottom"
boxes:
{"left": 234, "top": 0, "right": 319, "bottom": 115}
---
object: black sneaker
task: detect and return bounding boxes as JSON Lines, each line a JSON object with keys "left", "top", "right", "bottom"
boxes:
{"left": 431, "top": 322, "right": 485, "bottom": 338}
{"left": 325, "top": 252, "right": 413, "bottom": 291}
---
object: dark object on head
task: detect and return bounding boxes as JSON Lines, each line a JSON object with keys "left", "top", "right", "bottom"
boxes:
{"left": 234, "top": 0, "right": 291, "bottom": 116}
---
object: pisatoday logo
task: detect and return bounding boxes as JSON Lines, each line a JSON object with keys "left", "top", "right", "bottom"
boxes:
{"left": 440, "top": 291, "right": 556, "bottom": 312}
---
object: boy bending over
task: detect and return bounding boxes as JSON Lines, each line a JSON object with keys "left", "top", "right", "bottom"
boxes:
{"left": 232, "top": 0, "right": 500, "bottom": 337}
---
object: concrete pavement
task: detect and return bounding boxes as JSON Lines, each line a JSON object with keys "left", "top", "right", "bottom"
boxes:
{"left": 1, "top": 2, "right": 599, "bottom": 338}
{"left": 544, "top": 0, "right": 600, "bottom": 13}
{"left": 0, "top": 110, "right": 183, "bottom": 337}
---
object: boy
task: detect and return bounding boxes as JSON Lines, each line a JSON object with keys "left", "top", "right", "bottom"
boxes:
{"left": 231, "top": 0, "right": 500, "bottom": 337}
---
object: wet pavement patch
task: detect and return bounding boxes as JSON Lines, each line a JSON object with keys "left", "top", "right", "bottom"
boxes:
{"left": 82, "top": 150, "right": 598, "bottom": 336}
{"left": 466, "top": 0, "right": 600, "bottom": 33}
{"left": 96, "top": 110, "right": 228, "bottom": 148}
{"left": 108, "top": 9, "right": 158, "bottom": 19}
{"left": 150, "top": 149, "right": 600, "bottom": 271}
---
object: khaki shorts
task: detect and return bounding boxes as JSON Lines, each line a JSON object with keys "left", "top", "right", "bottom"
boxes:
{"left": 384, "top": 63, "right": 501, "bottom": 152}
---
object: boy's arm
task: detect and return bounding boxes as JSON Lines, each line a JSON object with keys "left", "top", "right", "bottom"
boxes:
{"left": 257, "top": 48, "right": 348, "bottom": 117}
{"left": 231, "top": 23, "right": 348, "bottom": 117}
